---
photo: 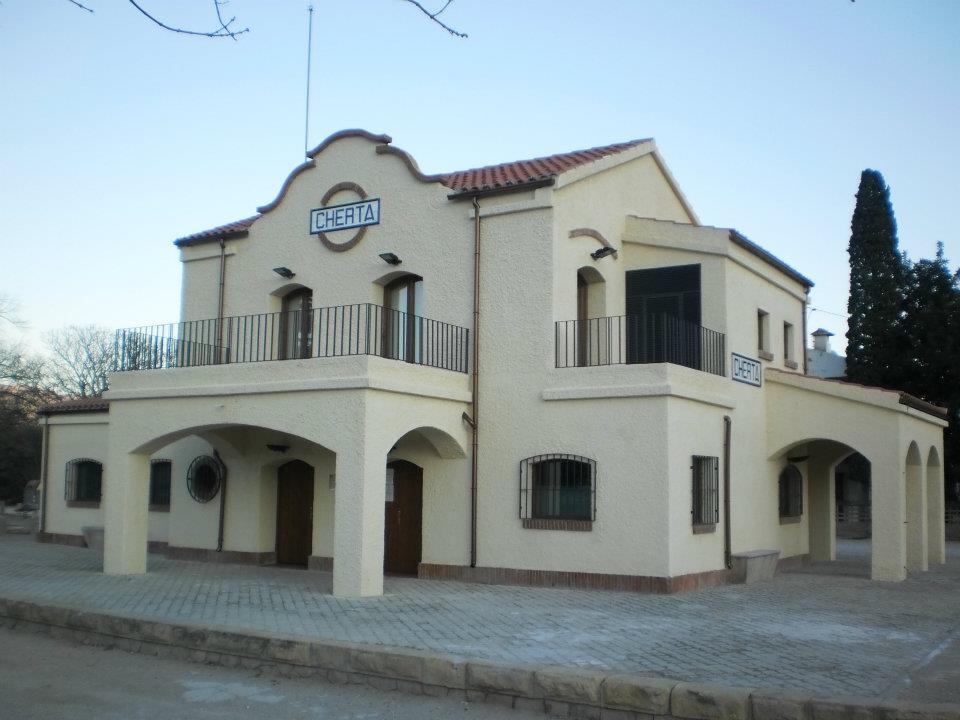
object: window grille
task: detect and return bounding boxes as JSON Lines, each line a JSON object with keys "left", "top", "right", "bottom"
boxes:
{"left": 186, "top": 455, "right": 224, "bottom": 503}
{"left": 64, "top": 459, "right": 102, "bottom": 504}
{"left": 692, "top": 455, "right": 719, "bottom": 526}
{"left": 779, "top": 464, "right": 803, "bottom": 518}
{"left": 149, "top": 460, "right": 172, "bottom": 508}
{"left": 519, "top": 454, "right": 596, "bottom": 521}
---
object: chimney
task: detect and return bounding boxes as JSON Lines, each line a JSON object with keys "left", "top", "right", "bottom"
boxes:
{"left": 811, "top": 328, "right": 833, "bottom": 352}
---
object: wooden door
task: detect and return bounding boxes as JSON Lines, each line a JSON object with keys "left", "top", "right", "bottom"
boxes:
{"left": 383, "top": 460, "right": 423, "bottom": 575}
{"left": 276, "top": 460, "right": 314, "bottom": 566}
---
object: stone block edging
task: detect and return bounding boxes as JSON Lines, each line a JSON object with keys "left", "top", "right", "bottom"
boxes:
{"left": 0, "top": 598, "right": 956, "bottom": 720}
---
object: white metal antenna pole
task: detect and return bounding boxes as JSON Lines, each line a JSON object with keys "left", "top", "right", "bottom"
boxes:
{"left": 304, "top": 5, "right": 314, "bottom": 159}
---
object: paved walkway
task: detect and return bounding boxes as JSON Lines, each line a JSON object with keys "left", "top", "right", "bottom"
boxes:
{"left": 1, "top": 534, "right": 958, "bottom": 702}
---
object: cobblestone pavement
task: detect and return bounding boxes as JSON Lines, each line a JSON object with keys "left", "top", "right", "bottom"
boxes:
{"left": 1, "top": 534, "right": 958, "bottom": 701}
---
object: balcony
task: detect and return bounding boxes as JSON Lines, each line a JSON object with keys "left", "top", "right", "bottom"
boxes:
{"left": 115, "top": 304, "right": 470, "bottom": 375}
{"left": 555, "top": 314, "right": 726, "bottom": 377}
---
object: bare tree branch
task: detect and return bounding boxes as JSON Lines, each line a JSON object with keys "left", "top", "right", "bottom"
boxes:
{"left": 66, "top": 0, "right": 94, "bottom": 12}
{"left": 400, "top": 0, "right": 468, "bottom": 38}
{"left": 126, "top": 0, "right": 249, "bottom": 39}
{"left": 45, "top": 325, "right": 113, "bottom": 398}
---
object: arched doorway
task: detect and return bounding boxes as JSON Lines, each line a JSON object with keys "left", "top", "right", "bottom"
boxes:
{"left": 575, "top": 266, "right": 606, "bottom": 366}
{"left": 279, "top": 287, "right": 313, "bottom": 360}
{"left": 383, "top": 274, "right": 423, "bottom": 363}
{"left": 835, "top": 452, "right": 871, "bottom": 540}
{"left": 276, "top": 459, "right": 314, "bottom": 566}
{"left": 383, "top": 459, "right": 423, "bottom": 575}
{"left": 905, "top": 442, "right": 926, "bottom": 573}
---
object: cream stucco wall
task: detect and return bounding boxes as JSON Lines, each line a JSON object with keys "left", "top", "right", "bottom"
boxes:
{"left": 46, "top": 131, "right": 947, "bottom": 597}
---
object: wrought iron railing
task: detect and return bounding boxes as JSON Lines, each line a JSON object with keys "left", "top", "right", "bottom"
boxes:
{"left": 555, "top": 314, "right": 726, "bottom": 377}
{"left": 115, "top": 304, "right": 469, "bottom": 374}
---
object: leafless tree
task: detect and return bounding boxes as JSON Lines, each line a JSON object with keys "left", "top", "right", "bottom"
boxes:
{"left": 45, "top": 325, "right": 113, "bottom": 398}
{"left": 65, "top": 1, "right": 467, "bottom": 40}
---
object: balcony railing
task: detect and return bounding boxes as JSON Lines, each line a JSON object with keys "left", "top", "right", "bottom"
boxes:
{"left": 115, "top": 304, "right": 469, "bottom": 374}
{"left": 555, "top": 314, "right": 726, "bottom": 377}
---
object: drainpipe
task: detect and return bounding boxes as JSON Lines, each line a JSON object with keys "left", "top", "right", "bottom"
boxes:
{"left": 39, "top": 415, "right": 50, "bottom": 535}
{"left": 801, "top": 291, "right": 809, "bottom": 375}
{"left": 470, "top": 197, "right": 481, "bottom": 568}
{"left": 215, "top": 450, "right": 227, "bottom": 552}
{"left": 216, "top": 238, "right": 227, "bottom": 359}
{"left": 723, "top": 416, "right": 732, "bottom": 569}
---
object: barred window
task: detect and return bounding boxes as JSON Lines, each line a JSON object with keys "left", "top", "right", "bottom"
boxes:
{"left": 186, "top": 455, "right": 223, "bottom": 503}
{"left": 520, "top": 454, "right": 596, "bottom": 523}
{"left": 692, "top": 456, "right": 719, "bottom": 526}
{"left": 65, "top": 459, "right": 102, "bottom": 505}
{"left": 779, "top": 464, "right": 803, "bottom": 518}
{"left": 149, "top": 460, "right": 172, "bottom": 510}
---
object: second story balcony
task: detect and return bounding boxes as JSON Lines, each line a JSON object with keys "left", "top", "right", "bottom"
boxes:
{"left": 114, "top": 303, "right": 470, "bottom": 375}
{"left": 555, "top": 314, "right": 726, "bottom": 377}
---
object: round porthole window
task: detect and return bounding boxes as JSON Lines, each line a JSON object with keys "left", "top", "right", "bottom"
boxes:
{"left": 186, "top": 455, "right": 223, "bottom": 503}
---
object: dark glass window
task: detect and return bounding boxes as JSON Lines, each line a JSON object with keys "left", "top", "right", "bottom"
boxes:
{"left": 65, "top": 460, "right": 102, "bottom": 504}
{"left": 692, "top": 456, "right": 719, "bottom": 526}
{"left": 779, "top": 465, "right": 803, "bottom": 518}
{"left": 186, "top": 455, "right": 223, "bottom": 503}
{"left": 149, "top": 460, "right": 172, "bottom": 508}
{"left": 520, "top": 455, "right": 595, "bottom": 521}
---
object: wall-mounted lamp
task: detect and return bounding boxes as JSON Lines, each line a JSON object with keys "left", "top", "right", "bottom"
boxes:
{"left": 273, "top": 267, "right": 295, "bottom": 279}
{"left": 379, "top": 252, "right": 402, "bottom": 265}
{"left": 590, "top": 246, "right": 616, "bottom": 260}
{"left": 266, "top": 444, "right": 290, "bottom": 453}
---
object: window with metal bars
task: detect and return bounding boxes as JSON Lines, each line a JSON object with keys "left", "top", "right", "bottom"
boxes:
{"left": 779, "top": 464, "right": 803, "bottom": 518}
{"left": 64, "top": 459, "right": 102, "bottom": 505}
{"left": 691, "top": 455, "right": 719, "bottom": 526}
{"left": 519, "top": 454, "right": 596, "bottom": 522}
{"left": 149, "top": 460, "right": 172, "bottom": 510}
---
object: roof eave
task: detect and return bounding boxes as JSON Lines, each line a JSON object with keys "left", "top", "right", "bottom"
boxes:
{"left": 446, "top": 178, "right": 555, "bottom": 201}
{"left": 174, "top": 229, "right": 251, "bottom": 248}
{"left": 729, "top": 230, "right": 814, "bottom": 289}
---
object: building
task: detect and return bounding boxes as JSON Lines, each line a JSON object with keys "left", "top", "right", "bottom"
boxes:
{"left": 37, "top": 130, "right": 948, "bottom": 597}
{"left": 806, "top": 328, "right": 846, "bottom": 379}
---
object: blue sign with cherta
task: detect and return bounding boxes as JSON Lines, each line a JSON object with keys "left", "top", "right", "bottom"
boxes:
{"left": 310, "top": 198, "right": 380, "bottom": 234}
{"left": 731, "top": 352, "right": 762, "bottom": 387}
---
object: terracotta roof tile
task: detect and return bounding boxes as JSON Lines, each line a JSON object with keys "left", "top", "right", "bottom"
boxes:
{"left": 174, "top": 215, "right": 260, "bottom": 247}
{"left": 441, "top": 139, "right": 652, "bottom": 194}
{"left": 38, "top": 398, "right": 110, "bottom": 416}
{"left": 175, "top": 138, "right": 651, "bottom": 244}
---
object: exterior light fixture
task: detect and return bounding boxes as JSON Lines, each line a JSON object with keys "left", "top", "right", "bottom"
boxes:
{"left": 591, "top": 246, "right": 616, "bottom": 260}
{"left": 273, "top": 267, "right": 295, "bottom": 279}
{"left": 379, "top": 252, "right": 402, "bottom": 265}
{"left": 266, "top": 444, "right": 290, "bottom": 453}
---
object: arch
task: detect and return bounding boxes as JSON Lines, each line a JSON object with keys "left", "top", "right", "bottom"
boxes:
{"left": 568, "top": 228, "right": 618, "bottom": 259}
{"left": 130, "top": 422, "right": 335, "bottom": 457}
{"left": 391, "top": 425, "right": 466, "bottom": 460}
{"left": 269, "top": 281, "right": 311, "bottom": 298}
{"left": 904, "top": 441, "right": 927, "bottom": 573}
{"left": 926, "top": 446, "right": 945, "bottom": 564}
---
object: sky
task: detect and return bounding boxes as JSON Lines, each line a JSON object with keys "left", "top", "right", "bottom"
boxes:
{"left": 1, "top": 0, "right": 958, "bottom": 355}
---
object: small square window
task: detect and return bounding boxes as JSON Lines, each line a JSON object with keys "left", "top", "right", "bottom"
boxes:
{"left": 520, "top": 454, "right": 596, "bottom": 529}
{"left": 65, "top": 459, "right": 102, "bottom": 506}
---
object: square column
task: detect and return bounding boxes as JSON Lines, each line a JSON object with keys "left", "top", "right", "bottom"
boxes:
{"left": 332, "top": 434, "right": 386, "bottom": 597}
{"left": 927, "top": 462, "right": 946, "bottom": 565}
{"left": 807, "top": 456, "right": 836, "bottom": 562}
{"left": 103, "top": 450, "right": 150, "bottom": 575}
{"left": 871, "top": 453, "right": 906, "bottom": 582}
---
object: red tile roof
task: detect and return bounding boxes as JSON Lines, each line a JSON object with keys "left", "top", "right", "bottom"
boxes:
{"left": 441, "top": 139, "right": 652, "bottom": 194}
{"left": 38, "top": 398, "right": 110, "bottom": 416}
{"left": 174, "top": 138, "right": 651, "bottom": 245}
{"left": 174, "top": 215, "right": 260, "bottom": 247}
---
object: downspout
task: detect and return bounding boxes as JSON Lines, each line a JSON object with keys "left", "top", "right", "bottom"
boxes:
{"left": 215, "top": 450, "right": 227, "bottom": 552}
{"left": 217, "top": 238, "right": 227, "bottom": 359}
{"left": 470, "top": 197, "right": 481, "bottom": 568}
{"left": 39, "top": 415, "right": 50, "bottom": 535}
{"left": 801, "top": 291, "right": 809, "bottom": 375}
{"left": 723, "top": 416, "right": 732, "bottom": 569}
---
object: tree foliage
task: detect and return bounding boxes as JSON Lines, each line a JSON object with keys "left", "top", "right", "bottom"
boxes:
{"left": 45, "top": 325, "right": 113, "bottom": 399}
{"left": 845, "top": 169, "right": 907, "bottom": 389}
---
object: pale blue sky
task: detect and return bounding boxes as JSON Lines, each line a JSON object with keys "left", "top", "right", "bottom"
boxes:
{"left": 1, "top": 0, "right": 958, "bottom": 353}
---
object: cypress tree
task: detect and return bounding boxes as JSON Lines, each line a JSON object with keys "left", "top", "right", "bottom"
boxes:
{"left": 845, "top": 170, "right": 907, "bottom": 389}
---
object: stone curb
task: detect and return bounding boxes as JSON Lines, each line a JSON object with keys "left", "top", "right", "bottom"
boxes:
{"left": 0, "top": 598, "right": 956, "bottom": 720}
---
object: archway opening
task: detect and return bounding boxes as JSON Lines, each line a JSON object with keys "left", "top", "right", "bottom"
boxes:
{"left": 905, "top": 442, "right": 926, "bottom": 573}
{"left": 575, "top": 266, "right": 607, "bottom": 366}
{"left": 826, "top": 451, "right": 874, "bottom": 573}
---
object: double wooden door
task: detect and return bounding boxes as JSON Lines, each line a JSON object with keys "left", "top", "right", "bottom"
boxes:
{"left": 276, "top": 460, "right": 314, "bottom": 566}
{"left": 383, "top": 460, "right": 423, "bottom": 575}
